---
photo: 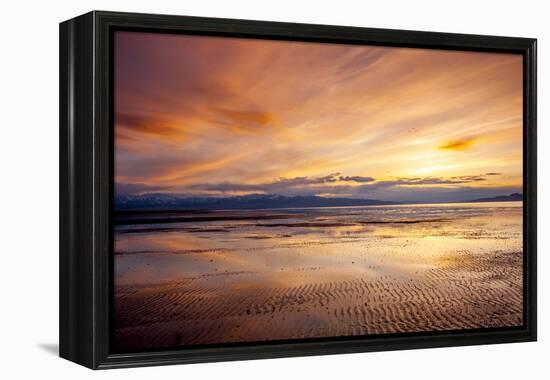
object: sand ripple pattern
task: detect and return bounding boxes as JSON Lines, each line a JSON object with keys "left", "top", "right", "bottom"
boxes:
{"left": 114, "top": 249, "right": 523, "bottom": 350}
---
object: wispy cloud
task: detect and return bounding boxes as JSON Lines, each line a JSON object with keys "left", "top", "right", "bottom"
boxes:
{"left": 114, "top": 32, "right": 523, "bottom": 203}
{"left": 116, "top": 182, "right": 174, "bottom": 195}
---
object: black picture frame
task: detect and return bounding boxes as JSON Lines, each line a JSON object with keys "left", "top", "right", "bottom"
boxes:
{"left": 59, "top": 10, "right": 537, "bottom": 369}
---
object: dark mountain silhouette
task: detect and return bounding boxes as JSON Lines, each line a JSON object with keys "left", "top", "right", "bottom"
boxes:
{"left": 467, "top": 193, "right": 523, "bottom": 203}
{"left": 115, "top": 193, "right": 399, "bottom": 210}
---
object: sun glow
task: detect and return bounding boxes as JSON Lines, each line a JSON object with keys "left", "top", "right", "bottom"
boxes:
{"left": 114, "top": 32, "right": 523, "bottom": 203}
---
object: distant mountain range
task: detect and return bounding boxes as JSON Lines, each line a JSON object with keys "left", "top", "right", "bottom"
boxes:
{"left": 114, "top": 193, "right": 398, "bottom": 210}
{"left": 115, "top": 192, "right": 523, "bottom": 210}
{"left": 467, "top": 193, "right": 523, "bottom": 203}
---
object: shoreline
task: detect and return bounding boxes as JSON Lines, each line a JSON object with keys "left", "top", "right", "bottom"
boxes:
{"left": 113, "top": 202, "right": 523, "bottom": 350}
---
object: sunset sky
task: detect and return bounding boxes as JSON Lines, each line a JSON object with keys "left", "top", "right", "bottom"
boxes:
{"left": 114, "top": 31, "right": 523, "bottom": 203}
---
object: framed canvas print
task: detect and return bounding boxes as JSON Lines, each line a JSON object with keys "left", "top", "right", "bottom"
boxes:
{"left": 59, "top": 11, "right": 537, "bottom": 369}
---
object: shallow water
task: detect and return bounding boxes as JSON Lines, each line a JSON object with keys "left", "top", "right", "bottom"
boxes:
{"left": 113, "top": 201, "right": 523, "bottom": 349}
{"left": 115, "top": 202, "right": 522, "bottom": 286}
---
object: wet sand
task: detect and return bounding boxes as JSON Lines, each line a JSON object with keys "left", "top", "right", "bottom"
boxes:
{"left": 113, "top": 202, "right": 523, "bottom": 350}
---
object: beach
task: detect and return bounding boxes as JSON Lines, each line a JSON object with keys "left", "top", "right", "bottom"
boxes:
{"left": 113, "top": 201, "right": 523, "bottom": 350}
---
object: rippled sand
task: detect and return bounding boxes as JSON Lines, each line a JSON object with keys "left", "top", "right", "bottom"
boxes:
{"left": 113, "top": 202, "right": 523, "bottom": 351}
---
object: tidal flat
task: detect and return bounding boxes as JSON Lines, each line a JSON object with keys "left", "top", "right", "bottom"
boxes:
{"left": 113, "top": 201, "right": 523, "bottom": 350}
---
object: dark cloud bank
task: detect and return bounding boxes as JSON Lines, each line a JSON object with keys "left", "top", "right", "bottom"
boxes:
{"left": 116, "top": 172, "right": 520, "bottom": 204}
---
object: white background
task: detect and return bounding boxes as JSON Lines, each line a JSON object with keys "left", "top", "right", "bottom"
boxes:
{"left": 0, "top": 0, "right": 547, "bottom": 378}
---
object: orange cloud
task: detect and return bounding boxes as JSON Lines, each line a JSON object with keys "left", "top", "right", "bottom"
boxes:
{"left": 439, "top": 137, "right": 476, "bottom": 151}
{"left": 116, "top": 112, "right": 189, "bottom": 141}
{"left": 114, "top": 31, "right": 523, "bottom": 202}
{"left": 210, "top": 108, "right": 278, "bottom": 134}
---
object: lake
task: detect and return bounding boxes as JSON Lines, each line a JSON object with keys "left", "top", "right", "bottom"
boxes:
{"left": 113, "top": 201, "right": 523, "bottom": 350}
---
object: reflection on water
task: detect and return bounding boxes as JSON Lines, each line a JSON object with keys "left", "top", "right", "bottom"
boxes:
{"left": 115, "top": 202, "right": 522, "bottom": 286}
{"left": 113, "top": 202, "right": 523, "bottom": 349}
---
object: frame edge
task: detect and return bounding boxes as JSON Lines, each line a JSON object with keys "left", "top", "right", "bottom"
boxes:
{"left": 59, "top": 10, "right": 538, "bottom": 369}
{"left": 59, "top": 11, "right": 97, "bottom": 369}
